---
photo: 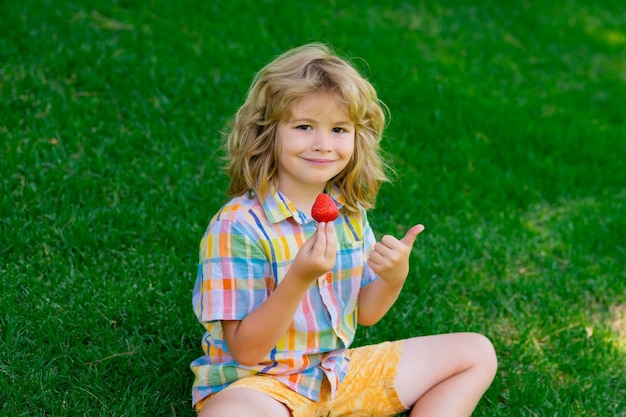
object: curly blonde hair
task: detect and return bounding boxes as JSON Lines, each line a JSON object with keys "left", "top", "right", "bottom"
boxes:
{"left": 224, "top": 43, "right": 391, "bottom": 213}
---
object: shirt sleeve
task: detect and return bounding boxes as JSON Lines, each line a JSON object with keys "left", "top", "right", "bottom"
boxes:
{"left": 193, "top": 218, "right": 271, "bottom": 324}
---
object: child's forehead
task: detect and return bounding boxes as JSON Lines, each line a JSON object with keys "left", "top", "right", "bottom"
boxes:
{"left": 287, "top": 91, "right": 352, "bottom": 120}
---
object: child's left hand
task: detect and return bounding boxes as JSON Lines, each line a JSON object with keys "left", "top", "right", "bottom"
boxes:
{"left": 367, "top": 224, "right": 425, "bottom": 286}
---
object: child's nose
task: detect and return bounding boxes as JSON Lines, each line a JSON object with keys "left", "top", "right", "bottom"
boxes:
{"left": 312, "top": 131, "right": 332, "bottom": 151}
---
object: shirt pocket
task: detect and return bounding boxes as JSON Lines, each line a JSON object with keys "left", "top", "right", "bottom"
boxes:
{"left": 332, "top": 240, "right": 365, "bottom": 304}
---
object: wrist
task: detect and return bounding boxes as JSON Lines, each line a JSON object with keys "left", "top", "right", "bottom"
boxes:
{"left": 283, "top": 266, "right": 318, "bottom": 291}
{"left": 378, "top": 275, "right": 405, "bottom": 291}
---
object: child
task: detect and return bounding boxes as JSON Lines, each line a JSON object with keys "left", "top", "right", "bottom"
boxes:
{"left": 191, "top": 43, "right": 497, "bottom": 417}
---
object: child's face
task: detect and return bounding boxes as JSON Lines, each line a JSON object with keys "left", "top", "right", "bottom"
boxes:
{"left": 275, "top": 91, "right": 355, "bottom": 198}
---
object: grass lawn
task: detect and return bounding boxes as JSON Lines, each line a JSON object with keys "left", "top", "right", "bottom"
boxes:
{"left": 1, "top": 1, "right": 625, "bottom": 416}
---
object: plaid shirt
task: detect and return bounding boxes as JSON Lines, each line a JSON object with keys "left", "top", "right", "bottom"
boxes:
{"left": 190, "top": 189, "right": 378, "bottom": 406}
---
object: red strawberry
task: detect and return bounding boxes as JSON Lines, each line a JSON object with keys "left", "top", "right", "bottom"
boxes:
{"left": 311, "top": 193, "right": 339, "bottom": 223}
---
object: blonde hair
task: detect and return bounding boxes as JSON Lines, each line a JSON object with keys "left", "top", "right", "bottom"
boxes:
{"left": 224, "top": 43, "right": 390, "bottom": 213}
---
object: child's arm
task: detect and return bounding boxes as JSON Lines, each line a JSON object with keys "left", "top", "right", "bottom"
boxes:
{"left": 221, "top": 222, "right": 337, "bottom": 367}
{"left": 357, "top": 224, "right": 424, "bottom": 326}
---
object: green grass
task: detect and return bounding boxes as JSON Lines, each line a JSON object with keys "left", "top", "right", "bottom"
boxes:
{"left": 1, "top": 1, "right": 625, "bottom": 416}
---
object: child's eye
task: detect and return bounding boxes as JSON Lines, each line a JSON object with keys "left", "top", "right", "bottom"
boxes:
{"left": 332, "top": 127, "right": 346, "bottom": 133}
{"left": 296, "top": 125, "right": 312, "bottom": 131}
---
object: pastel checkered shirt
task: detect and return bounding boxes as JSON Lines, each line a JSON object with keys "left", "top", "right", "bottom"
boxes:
{"left": 190, "top": 189, "right": 378, "bottom": 407}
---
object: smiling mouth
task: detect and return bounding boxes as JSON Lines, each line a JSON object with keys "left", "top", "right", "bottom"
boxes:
{"left": 304, "top": 158, "right": 334, "bottom": 165}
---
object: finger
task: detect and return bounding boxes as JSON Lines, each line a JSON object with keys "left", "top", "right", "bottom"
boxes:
{"left": 370, "top": 241, "right": 401, "bottom": 266}
{"left": 366, "top": 254, "right": 387, "bottom": 275}
{"left": 367, "top": 249, "right": 385, "bottom": 267}
{"left": 325, "top": 222, "right": 337, "bottom": 256}
{"left": 400, "top": 224, "right": 425, "bottom": 247}
{"left": 380, "top": 235, "right": 401, "bottom": 250}
{"left": 312, "top": 222, "right": 327, "bottom": 254}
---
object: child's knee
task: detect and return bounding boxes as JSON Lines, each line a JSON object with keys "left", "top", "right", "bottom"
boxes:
{"left": 470, "top": 332, "right": 498, "bottom": 377}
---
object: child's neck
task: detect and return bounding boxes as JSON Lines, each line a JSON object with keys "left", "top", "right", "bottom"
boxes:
{"left": 278, "top": 185, "right": 326, "bottom": 216}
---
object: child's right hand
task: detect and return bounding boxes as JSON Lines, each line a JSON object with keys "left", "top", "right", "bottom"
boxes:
{"left": 290, "top": 222, "right": 337, "bottom": 284}
{"left": 220, "top": 222, "right": 338, "bottom": 365}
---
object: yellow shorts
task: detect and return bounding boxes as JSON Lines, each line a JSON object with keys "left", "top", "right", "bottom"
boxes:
{"left": 196, "top": 340, "right": 409, "bottom": 417}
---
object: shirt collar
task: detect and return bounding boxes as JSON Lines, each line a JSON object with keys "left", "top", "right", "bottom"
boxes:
{"left": 262, "top": 188, "right": 344, "bottom": 225}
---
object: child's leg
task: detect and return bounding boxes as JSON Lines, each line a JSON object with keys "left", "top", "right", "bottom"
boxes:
{"left": 197, "top": 388, "right": 292, "bottom": 417}
{"left": 395, "top": 332, "right": 497, "bottom": 417}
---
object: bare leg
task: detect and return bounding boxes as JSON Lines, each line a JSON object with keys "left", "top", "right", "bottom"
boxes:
{"left": 197, "top": 388, "right": 292, "bottom": 417}
{"left": 394, "top": 332, "right": 497, "bottom": 417}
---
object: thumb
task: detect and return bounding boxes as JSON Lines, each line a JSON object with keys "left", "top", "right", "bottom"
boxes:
{"left": 401, "top": 224, "right": 425, "bottom": 248}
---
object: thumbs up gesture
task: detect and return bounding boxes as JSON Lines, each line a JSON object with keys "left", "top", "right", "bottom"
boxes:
{"left": 367, "top": 225, "right": 425, "bottom": 286}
